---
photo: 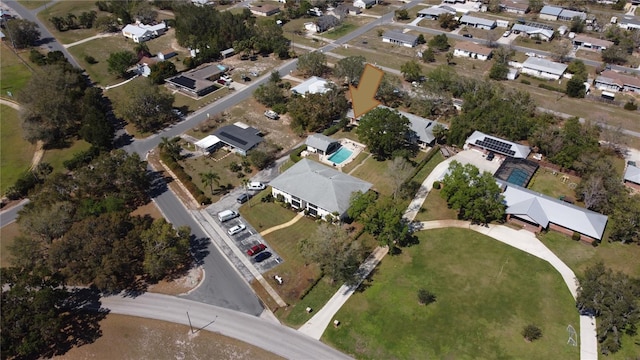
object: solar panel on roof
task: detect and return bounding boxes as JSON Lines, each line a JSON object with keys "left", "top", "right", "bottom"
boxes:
{"left": 169, "top": 76, "right": 196, "bottom": 90}
{"left": 476, "top": 136, "right": 516, "bottom": 156}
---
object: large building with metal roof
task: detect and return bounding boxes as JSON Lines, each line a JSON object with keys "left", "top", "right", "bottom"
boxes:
{"left": 521, "top": 57, "right": 568, "bottom": 80}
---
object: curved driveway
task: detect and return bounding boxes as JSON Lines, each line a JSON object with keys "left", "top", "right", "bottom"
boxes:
{"left": 100, "top": 292, "right": 352, "bottom": 360}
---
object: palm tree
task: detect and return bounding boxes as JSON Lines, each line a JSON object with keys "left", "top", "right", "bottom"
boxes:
{"left": 200, "top": 171, "right": 220, "bottom": 195}
{"left": 446, "top": 51, "right": 454, "bottom": 65}
{"left": 241, "top": 178, "right": 251, "bottom": 207}
{"left": 159, "top": 137, "right": 181, "bottom": 161}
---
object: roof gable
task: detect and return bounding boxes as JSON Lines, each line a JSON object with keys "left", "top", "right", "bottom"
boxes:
{"left": 213, "top": 124, "right": 263, "bottom": 151}
{"left": 382, "top": 30, "right": 418, "bottom": 44}
{"left": 306, "top": 133, "right": 338, "bottom": 152}
{"left": 522, "top": 57, "right": 568, "bottom": 76}
{"left": 291, "top": 76, "right": 331, "bottom": 95}
{"left": 624, "top": 164, "right": 640, "bottom": 184}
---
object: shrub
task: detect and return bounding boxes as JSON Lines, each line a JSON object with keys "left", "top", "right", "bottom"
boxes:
{"left": 290, "top": 144, "right": 307, "bottom": 163}
{"left": 572, "top": 231, "right": 581, "bottom": 241}
{"left": 520, "top": 79, "right": 531, "bottom": 85}
{"left": 522, "top": 324, "right": 542, "bottom": 341}
{"left": 417, "top": 289, "right": 437, "bottom": 305}
{"left": 272, "top": 103, "right": 287, "bottom": 115}
{"left": 538, "top": 83, "right": 564, "bottom": 93}
{"left": 624, "top": 101, "right": 638, "bottom": 111}
{"left": 261, "top": 193, "right": 274, "bottom": 203}
{"left": 63, "top": 146, "right": 101, "bottom": 170}
{"left": 433, "top": 180, "right": 441, "bottom": 190}
{"left": 85, "top": 55, "right": 97, "bottom": 64}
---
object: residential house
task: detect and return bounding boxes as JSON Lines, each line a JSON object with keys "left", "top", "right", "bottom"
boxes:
{"left": 191, "top": 0, "right": 212, "bottom": 5}
{"left": 165, "top": 63, "right": 225, "bottom": 97}
{"left": 465, "top": 130, "right": 531, "bottom": 159}
{"left": 305, "top": 15, "right": 341, "bottom": 33}
{"left": 558, "top": 8, "right": 586, "bottom": 21}
{"left": 305, "top": 133, "right": 340, "bottom": 155}
{"left": 502, "top": 184, "right": 608, "bottom": 242}
{"left": 624, "top": 163, "right": 640, "bottom": 191}
{"left": 511, "top": 23, "right": 554, "bottom": 41}
{"left": 269, "top": 159, "right": 372, "bottom": 219}
{"left": 346, "top": 105, "right": 447, "bottom": 147}
{"left": 521, "top": 56, "right": 567, "bottom": 80}
{"left": 291, "top": 76, "right": 332, "bottom": 97}
{"left": 335, "top": 4, "right": 361, "bottom": 15}
{"left": 594, "top": 70, "right": 640, "bottom": 94}
{"left": 619, "top": 15, "right": 640, "bottom": 30}
{"left": 571, "top": 34, "right": 613, "bottom": 52}
{"left": 220, "top": 48, "right": 235, "bottom": 58}
{"left": 195, "top": 135, "right": 222, "bottom": 153}
{"left": 353, "top": 0, "right": 376, "bottom": 9}
{"left": 157, "top": 50, "right": 177, "bottom": 61}
{"left": 459, "top": 14, "right": 496, "bottom": 30}
{"left": 417, "top": 6, "right": 456, "bottom": 20}
{"left": 382, "top": 30, "right": 419, "bottom": 48}
{"left": 539, "top": 5, "right": 563, "bottom": 21}
{"left": 250, "top": 4, "right": 280, "bottom": 16}
{"left": 453, "top": 41, "right": 493, "bottom": 60}
{"left": 122, "top": 22, "right": 166, "bottom": 43}
{"left": 212, "top": 122, "right": 264, "bottom": 156}
{"left": 443, "top": 0, "right": 466, "bottom": 3}
{"left": 500, "top": 0, "right": 529, "bottom": 14}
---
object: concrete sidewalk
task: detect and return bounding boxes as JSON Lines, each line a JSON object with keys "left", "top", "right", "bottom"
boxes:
{"left": 298, "top": 246, "right": 389, "bottom": 339}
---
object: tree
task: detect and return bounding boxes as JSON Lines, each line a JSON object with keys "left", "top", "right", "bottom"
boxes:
{"left": 50, "top": 16, "right": 66, "bottom": 31}
{"left": 375, "top": 73, "right": 403, "bottom": 107}
{"left": 388, "top": 157, "right": 412, "bottom": 199}
{"left": 141, "top": 219, "right": 192, "bottom": 280}
{"left": 608, "top": 194, "right": 640, "bottom": 244}
{"left": 200, "top": 171, "right": 220, "bottom": 194}
{"left": 445, "top": 51, "right": 454, "bottom": 65}
{"left": 4, "top": 18, "right": 40, "bottom": 49}
{"left": 612, "top": 0, "right": 626, "bottom": 11}
{"left": 107, "top": 50, "right": 137, "bottom": 77}
{"left": 417, "top": 34, "right": 426, "bottom": 45}
{"left": 117, "top": 81, "right": 175, "bottom": 132}
{"left": 94, "top": 15, "right": 119, "bottom": 32}
{"left": 288, "top": 84, "right": 348, "bottom": 133}
{"left": 400, "top": 60, "right": 422, "bottom": 82}
{"left": 428, "top": 33, "right": 450, "bottom": 52}
{"left": 17, "top": 201, "right": 76, "bottom": 243}
{"left": 602, "top": 46, "right": 628, "bottom": 65}
{"left": 360, "top": 196, "right": 411, "bottom": 253}
{"left": 1, "top": 267, "right": 68, "bottom": 359}
{"left": 356, "top": 107, "right": 412, "bottom": 160}
{"left": 253, "top": 81, "right": 286, "bottom": 107}
{"left": 159, "top": 136, "right": 182, "bottom": 160}
{"left": 395, "top": 9, "right": 409, "bottom": 20}
{"left": 79, "top": 10, "right": 97, "bottom": 28}
{"left": 566, "top": 76, "right": 586, "bottom": 98}
{"left": 440, "top": 161, "right": 506, "bottom": 224}
{"left": 79, "top": 87, "right": 114, "bottom": 149}
{"left": 296, "top": 51, "right": 327, "bottom": 76}
{"left": 347, "top": 190, "right": 378, "bottom": 220}
{"left": 432, "top": 123, "right": 448, "bottom": 143}
{"left": 149, "top": 61, "right": 178, "bottom": 84}
{"left": 334, "top": 55, "right": 366, "bottom": 85}
{"left": 438, "top": 13, "right": 458, "bottom": 30}
{"left": 576, "top": 262, "right": 640, "bottom": 354}
{"left": 570, "top": 16, "right": 585, "bottom": 33}
{"left": 299, "top": 223, "right": 363, "bottom": 285}
{"left": 248, "top": 141, "right": 278, "bottom": 170}
{"left": 489, "top": 61, "right": 509, "bottom": 80}
{"left": 422, "top": 48, "right": 435, "bottom": 63}
{"left": 529, "top": 0, "right": 544, "bottom": 13}
{"left": 522, "top": 325, "right": 543, "bottom": 341}
{"left": 417, "top": 289, "right": 437, "bottom": 305}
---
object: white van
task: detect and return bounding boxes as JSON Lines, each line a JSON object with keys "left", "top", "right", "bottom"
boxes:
{"left": 218, "top": 210, "right": 238, "bottom": 222}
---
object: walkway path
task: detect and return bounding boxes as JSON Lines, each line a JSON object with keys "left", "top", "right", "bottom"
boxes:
{"left": 260, "top": 212, "right": 304, "bottom": 236}
{"left": 104, "top": 74, "right": 140, "bottom": 91}
{"left": 63, "top": 32, "right": 117, "bottom": 48}
{"left": 0, "top": 99, "right": 45, "bottom": 171}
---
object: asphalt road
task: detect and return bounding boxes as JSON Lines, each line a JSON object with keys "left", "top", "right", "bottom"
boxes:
{"left": 5, "top": 0, "right": 81, "bottom": 68}
{"left": 0, "top": 199, "right": 29, "bottom": 227}
{"left": 99, "top": 292, "right": 352, "bottom": 360}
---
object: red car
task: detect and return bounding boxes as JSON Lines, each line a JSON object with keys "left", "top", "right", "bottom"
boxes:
{"left": 247, "top": 244, "right": 267, "bottom": 256}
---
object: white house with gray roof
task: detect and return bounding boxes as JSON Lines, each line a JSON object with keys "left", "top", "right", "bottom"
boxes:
{"left": 459, "top": 14, "right": 496, "bottom": 30}
{"left": 511, "top": 24, "right": 554, "bottom": 41}
{"left": 619, "top": 15, "right": 640, "bottom": 30}
{"left": 382, "top": 30, "right": 419, "bottom": 47}
{"left": 269, "top": 159, "right": 372, "bottom": 219}
{"left": 305, "top": 133, "right": 340, "bottom": 155}
{"left": 465, "top": 131, "right": 530, "bottom": 159}
{"left": 291, "top": 76, "right": 332, "bottom": 97}
{"left": 417, "top": 6, "right": 456, "bottom": 19}
{"left": 624, "top": 164, "right": 640, "bottom": 190}
{"left": 521, "top": 57, "right": 568, "bottom": 80}
{"left": 503, "top": 184, "right": 608, "bottom": 241}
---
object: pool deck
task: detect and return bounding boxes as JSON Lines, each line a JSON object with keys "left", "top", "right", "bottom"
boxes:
{"left": 320, "top": 139, "right": 366, "bottom": 169}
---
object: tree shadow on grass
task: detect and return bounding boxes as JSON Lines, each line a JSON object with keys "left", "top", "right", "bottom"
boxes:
{"left": 353, "top": 267, "right": 379, "bottom": 294}
{"left": 51, "top": 287, "right": 110, "bottom": 358}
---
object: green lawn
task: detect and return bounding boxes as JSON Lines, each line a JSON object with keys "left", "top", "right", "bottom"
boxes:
{"left": 0, "top": 45, "right": 34, "bottom": 99}
{"left": 68, "top": 36, "right": 138, "bottom": 85}
{"left": 17, "top": 0, "right": 50, "bottom": 9}
{"left": 0, "top": 105, "right": 36, "bottom": 194}
{"left": 238, "top": 198, "right": 296, "bottom": 232}
{"left": 37, "top": 1, "right": 103, "bottom": 44}
{"left": 323, "top": 228, "right": 580, "bottom": 360}
{"left": 323, "top": 23, "right": 357, "bottom": 40}
{"left": 414, "top": 188, "right": 458, "bottom": 221}
{"left": 527, "top": 167, "right": 582, "bottom": 202}
{"left": 350, "top": 156, "right": 396, "bottom": 196}
{"left": 41, "top": 139, "right": 92, "bottom": 172}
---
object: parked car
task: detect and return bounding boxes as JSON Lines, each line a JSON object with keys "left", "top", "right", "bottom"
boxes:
{"left": 250, "top": 71, "right": 259, "bottom": 77}
{"left": 503, "top": 30, "right": 511, "bottom": 37}
{"left": 463, "top": 34, "right": 473, "bottom": 38}
{"left": 254, "top": 251, "right": 272, "bottom": 263}
{"left": 227, "top": 223, "right": 246, "bottom": 236}
{"left": 237, "top": 193, "right": 250, "bottom": 204}
{"left": 247, "top": 244, "right": 267, "bottom": 256}
{"left": 264, "top": 110, "right": 279, "bottom": 120}
{"left": 487, "top": 152, "right": 495, "bottom": 161}
{"left": 247, "top": 182, "right": 266, "bottom": 191}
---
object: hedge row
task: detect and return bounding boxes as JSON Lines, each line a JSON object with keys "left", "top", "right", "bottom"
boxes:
{"left": 538, "top": 83, "right": 564, "bottom": 93}
{"left": 159, "top": 152, "right": 211, "bottom": 205}
{"left": 289, "top": 144, "right": 307, "bottom": 163}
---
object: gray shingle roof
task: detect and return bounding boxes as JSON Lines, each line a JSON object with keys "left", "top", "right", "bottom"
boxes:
{"left": 459, "top": 14, "right": 496, "bottom": 28}
{"left": 213, "top": 124, "right": 263, "bottom": 152}
{"left": 291, "top": 76, "right": 331, "bottom": 96}
{"left": 522, "top": 57, "right": 568, "bottom": 76}
{"left": 305, "top": 133, "right": 338, "bottom": 153}
{"left": 418, "top": 6, "right": 455, "bottom": 16}
{"left": 382, "top": 30, "right": 418, "bottom": 44}
{"left": 503, "top": 184, "right": 608, "bottom": 240}
{"left": 269, "top": 159, "right": 372, "bottom": 215}
{"left": 624, "top": 164, "right": 640, "bottom": 184}
{"left": 559, "top": 9, "right": 586, "bottom": 20}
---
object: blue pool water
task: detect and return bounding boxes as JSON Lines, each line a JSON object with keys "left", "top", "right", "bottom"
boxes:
{"left": 328, "top": 147, "right": 353, "bottom": 164}
{"left": 506, "top": 168, "right": 529, "bottom": 187}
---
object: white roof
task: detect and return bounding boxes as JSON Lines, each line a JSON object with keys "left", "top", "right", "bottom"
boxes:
{"left": 540, "top": 5, "right": 563, "bottom": 16}
{"left": 511, "top": 24, "right": 554, "bottom": 39}
{"left": 305, "top": 133, "right": 338, "bottom": 152}
{"left": 270, "top": 159, "right": 372, "bottom": 215}
{"left": 459, "top": 14, "right": 496, "bottom": 27}
{"left": 503, "top": 185, "right": 608, "bottom": 240}
{"left": 291, "top": 76, "right": 331, "bottom": 95}
{"left": 194, "top": 135, "right": 221, "bottom": 150}
{"left": 122, "top": 24, "right": 150, "bottom": 37}
{"left": 624, "top": 164, "right": 640, "bottom": 184}
{"left": 522, "top": 57, "right": 568, "bottom": 76}
{"left": 418, "top": 6, "right": 455, "bottom": 16}
{"left": 465, "top": 130, "right": 531, "bottom": 159}
{"left": 560, "top": 9, "right": 586, "bottom": 20}
{"left": 141, "top": 23, "right": 166, "bottom": 32}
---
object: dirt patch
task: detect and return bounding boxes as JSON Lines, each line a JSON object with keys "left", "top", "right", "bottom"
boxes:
{"left": 55, "top": 314, "right": 284, "bottom": 360}
{"left": 131, "top": 201, "right": 164, "bottom": 220}
{"left": 148, "top": 266, "right": 203, "bottom": 296}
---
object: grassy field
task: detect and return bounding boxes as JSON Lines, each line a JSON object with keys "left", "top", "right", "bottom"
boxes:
{"left": 238, "top": 197, "right": 297, "bottom": 232}
{"left": 1, "top": 44, "right": 35, "bottom": 99}
{"left": 1, "top": 105, "right": 36, "bottom": 194}
{"left": 55, "top": 314, "right": 282, "bottom": 360}
{"left": 0, "top": 222, "right": 20, "bottom": 268}
{"left": 350, "top": 156, "right": 396, "bottom": 196}
{"left": 41, "top": 139, "right": 92, "bottom": 172}
{"left": 17, "top": 0, "right": 50, "bottom": 9}
{"left": 37, "top": 1, "right": 104, "bottom": 44}
{"left": 415, "top": 188, "right": 458, "bottom": 222}
{"left": 323, "top": 227, "right": 580, "bottom": 360}
{"left": 527, "top": 167, "right": 582, "bottom": 202}
{"left": 68, "top": 36, "right": 137, "bottom": 85}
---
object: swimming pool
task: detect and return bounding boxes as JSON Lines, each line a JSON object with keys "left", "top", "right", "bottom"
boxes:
{"left": 328, "top": 146, "right": 353, "bottom": 164}
{"left": 506, "top": 168, "right": 529, "bottom": 187}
